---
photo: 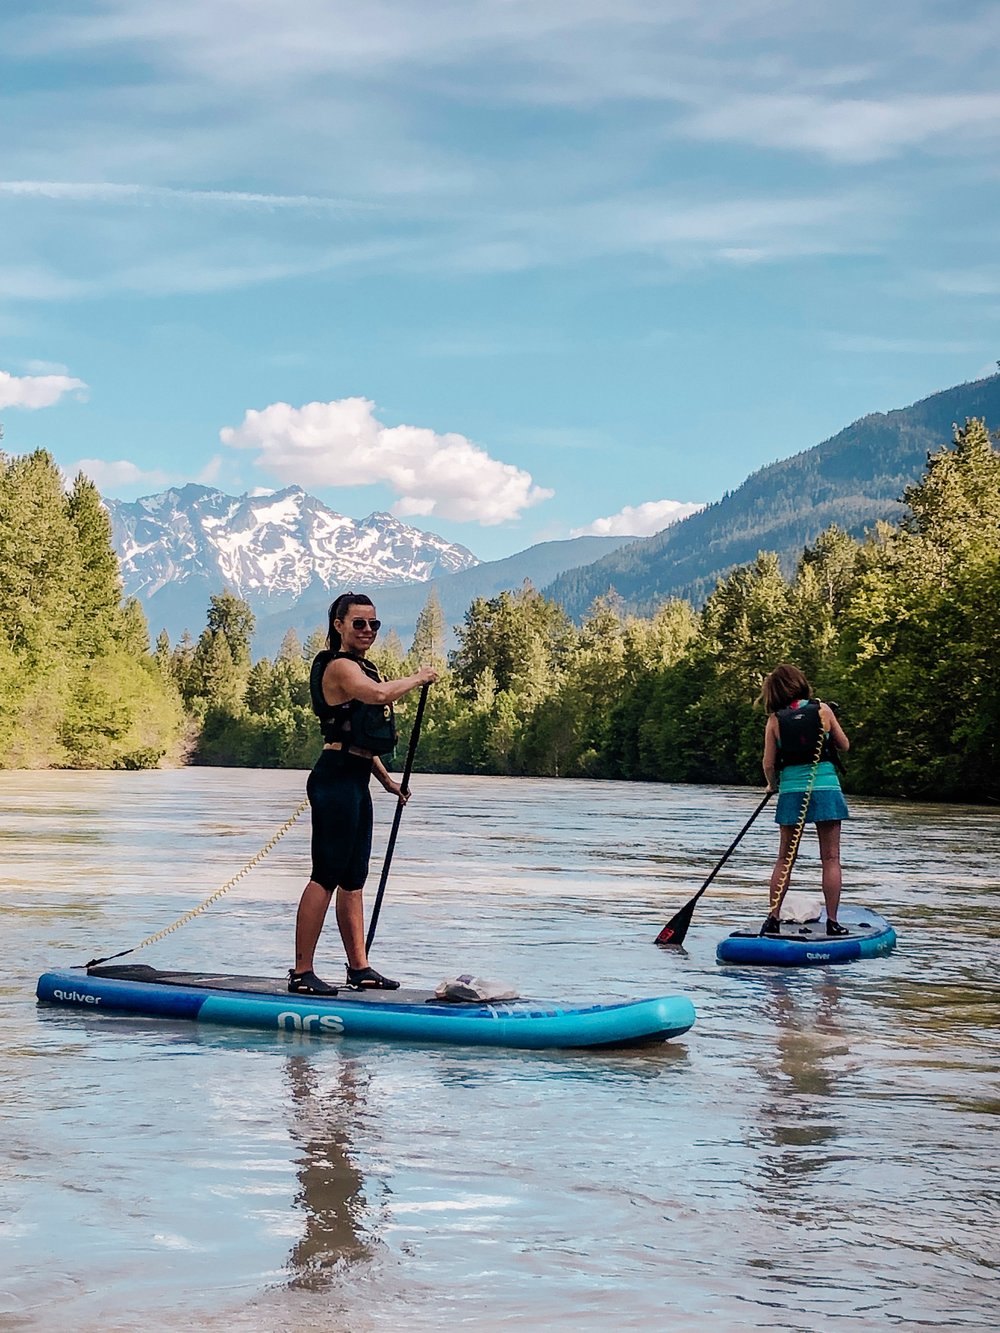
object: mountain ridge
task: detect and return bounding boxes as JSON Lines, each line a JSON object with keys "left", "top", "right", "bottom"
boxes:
{"left": 106, "top": 482, "right": 480, "bottom": 638}
{"left": 544, "top": 372, "right": 1000, "bottom": 616}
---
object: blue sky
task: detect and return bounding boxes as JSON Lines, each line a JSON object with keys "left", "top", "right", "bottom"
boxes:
{"left": 1, "top": 0, "right": 998, "bottom": 561}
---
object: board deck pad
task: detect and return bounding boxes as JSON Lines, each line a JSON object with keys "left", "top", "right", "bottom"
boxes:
{"left": 728, "top": 918, "right": 875, "bottom": 941}
{"left": 89, "top": 963, "right": 454, "bottom": 1005}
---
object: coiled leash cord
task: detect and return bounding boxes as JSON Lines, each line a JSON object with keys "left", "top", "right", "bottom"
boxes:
{"left": 84, "top": 797, "right": 309, "bottom": 969}
{"left": 768, "top": 725, "right": 826, "bottom": 920}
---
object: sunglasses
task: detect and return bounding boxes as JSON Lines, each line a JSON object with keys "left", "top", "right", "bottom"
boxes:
{"left": 350, "top": 618, "right": 381, "bottom": 632}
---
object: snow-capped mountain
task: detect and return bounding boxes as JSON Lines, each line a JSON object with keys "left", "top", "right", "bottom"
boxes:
{"left": 105, "top": 483, "right": 480, "bottom": 636}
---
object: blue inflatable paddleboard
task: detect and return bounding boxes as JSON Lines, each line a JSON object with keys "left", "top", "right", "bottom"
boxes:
{"left": 36, "top": 965, "right": 696, "bottom": 1050}
{"left": 716, "top": 905, "right": 896, "bottom": 967}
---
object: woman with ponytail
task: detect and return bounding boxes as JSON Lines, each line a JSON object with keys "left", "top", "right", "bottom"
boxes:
{"left": 289, "top": 592, "right": 438, "bottom": 995}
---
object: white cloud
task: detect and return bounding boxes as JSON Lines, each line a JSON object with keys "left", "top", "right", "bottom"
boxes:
{"left": 68, "top": 458, "right": 173, "bottom": 491}
{"left": 197, "top": 455, "right": 224, "bottom": 484}
{"left": 680, "top": 92, "right": 1000, "bottom": 163}
{"left": 572, "top": 498, "right": 704, "bottom": 538}
{"left": 220, "top": 396, "right": 553, "bottom": 525}
{"left": 0, "top": 368, "right": 88, "bottom": 409}
{"left": 0, "top": 180, "right": 376, "bottom": 215}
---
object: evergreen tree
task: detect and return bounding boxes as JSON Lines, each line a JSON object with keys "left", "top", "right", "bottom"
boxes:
{"left": 66, "top": 472, "right": 122, "bottom": 655}
{"left": 0, "top": 450, "right": 77, "bottom": 666}
{"left": 154, "top": 629, "right": 172, "bottom": 676}
{"left": 205, "top": 589, "right": 255, "bottom": 670}
{"left": 409, "top": 589, "right": 448, "bottom": 668}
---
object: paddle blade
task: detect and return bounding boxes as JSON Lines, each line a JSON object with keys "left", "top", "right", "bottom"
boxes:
{"left": 655, "top": 896, "right": 697, "bottom": 946}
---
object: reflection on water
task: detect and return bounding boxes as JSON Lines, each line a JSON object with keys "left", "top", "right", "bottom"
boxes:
{"left": 284, "top": 1054, "right": 373, "bottom": 1286}
{"left": 1, "top": 769, "right": 998, "bottom": 1331}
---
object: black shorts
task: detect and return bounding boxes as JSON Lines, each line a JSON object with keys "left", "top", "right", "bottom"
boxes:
{"left": 306, "top": 749, "right": 373, "bottom": 892}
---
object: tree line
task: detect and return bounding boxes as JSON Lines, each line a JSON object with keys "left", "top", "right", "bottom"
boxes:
{"left": 0, "top": 450, "right": 184, "bottom": 767}
{"left": 2, "top": 421, "right": 997, "bottom": 801}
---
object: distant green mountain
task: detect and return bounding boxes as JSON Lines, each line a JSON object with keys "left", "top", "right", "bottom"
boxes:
{"left": 546, "top": 372, "right": 1000, "bottom": 617}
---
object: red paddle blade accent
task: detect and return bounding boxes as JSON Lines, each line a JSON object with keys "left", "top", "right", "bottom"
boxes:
{"left": 655, "top": 898, "right": 696, "bottom": 946}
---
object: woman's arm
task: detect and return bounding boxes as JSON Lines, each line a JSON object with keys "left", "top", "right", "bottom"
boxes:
{"left": 324, "top": 658, "right": 437, "bottom": 706}
{"left": 372, "top": 756, "right": 410, "bottom": 802}
{"left": 820, "top": 703, "right": 850, "bottom": 753}
{"left": 762, "top": 714, "right": 779, "bottom": 791}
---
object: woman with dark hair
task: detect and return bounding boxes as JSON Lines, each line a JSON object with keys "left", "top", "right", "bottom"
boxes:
{"left": 289, "top": 592, "right": 438, "bottom": 995}
{"left": 760, "top": 663, "right": 851, "bottom": 938}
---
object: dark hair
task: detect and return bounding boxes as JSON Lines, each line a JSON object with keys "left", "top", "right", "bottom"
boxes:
{"left": 760, "top": 663, "right": 812, "bottom": 714}
{"left": 327, "top": 592, "right": 375, "bottom": 652}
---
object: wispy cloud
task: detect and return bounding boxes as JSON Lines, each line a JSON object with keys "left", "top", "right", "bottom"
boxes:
{"left": 680, "top": 92, "right": 1000, "bottom": 163}
{"left": 572, "top": 498, "right": 704, "bottom": 538}
{"left": 0, "top": 180, "right": 377, "bottom": 214}
{"left": 926, "top": 266, "right": 1000, "bottom": 297}
{"left": 3, "top": 0, "right": 994, "bottom": 305}
{"left": 220, "top": 397, "right": 553, "bottom": 525}
{"left": 68, "top": 458, "right": 173, "bottom": 490}
{"left": 0, "top": 368, "right": 88, "bottom": 409}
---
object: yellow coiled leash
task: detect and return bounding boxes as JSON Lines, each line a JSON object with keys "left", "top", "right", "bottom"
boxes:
{"left": 84, "top": 797, "right": 309, "bottom": 969}
{"left": 768, "top": 724, "right": 826, "bottom": 920}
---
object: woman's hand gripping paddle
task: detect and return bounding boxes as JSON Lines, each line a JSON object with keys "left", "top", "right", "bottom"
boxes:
{"left": 365, "top": 682, "right": 430, "bottom": 954}
{"left": 655, "top": 791, "right": 773, "bottom": 945}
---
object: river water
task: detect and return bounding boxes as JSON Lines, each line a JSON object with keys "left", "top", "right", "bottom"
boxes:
{"left": 1, "top": 770, "right": 997, "bottom": 1332}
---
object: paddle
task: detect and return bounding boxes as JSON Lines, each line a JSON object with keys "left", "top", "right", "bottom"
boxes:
{"left": 365, "top": 682, "right": 431, "bottom": 953}
{"left": 654, "top": 790, "right": 773, "bottom": 945}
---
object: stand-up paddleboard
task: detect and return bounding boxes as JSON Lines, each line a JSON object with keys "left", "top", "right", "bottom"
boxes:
{"left": 716, "top": 905, "right": 896, "bottom": 967}
{"left": 36, "top": 965, "right": 696, "bottom": 1050}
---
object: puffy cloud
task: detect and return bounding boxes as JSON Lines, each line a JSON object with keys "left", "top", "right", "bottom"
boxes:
{"left": 220, "top": 396, "right": 553, "bottom": 525}
{"left": 0, "top": 368, "right": 88, "bottom": 409}
{"left": 572, "top": 498, "right": 704, "bottom": 538}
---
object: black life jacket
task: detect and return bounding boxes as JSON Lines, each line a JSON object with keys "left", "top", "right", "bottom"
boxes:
{"left": 776, "top": 698, "right": 836, "bottom": 770}
{"left": 309, "top": 651, "right": 397, "bottom": 756}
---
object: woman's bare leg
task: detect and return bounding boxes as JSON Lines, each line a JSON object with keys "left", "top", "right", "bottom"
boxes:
{"left": 293, "top": 880, "right": 333, "bottom": 973}
{"left": 335, "top": 888, "right": 368, "bottom": 971}
{"left": 816, "top": 821, "right": 843, "bottom": 922}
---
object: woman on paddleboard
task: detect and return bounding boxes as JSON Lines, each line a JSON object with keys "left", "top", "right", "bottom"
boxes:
{"left": 289, "top": 592, "right": 437, "bottom": 996}
{"left": 760, "top": 664, "right": 850, "bottom": 938}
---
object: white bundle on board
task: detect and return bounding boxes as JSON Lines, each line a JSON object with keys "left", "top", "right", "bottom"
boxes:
{"left": 779, "top": 891, "right": 824, "bottom": 923}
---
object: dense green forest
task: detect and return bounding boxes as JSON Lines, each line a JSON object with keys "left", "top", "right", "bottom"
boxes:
{"left": 2, "top": 422, "right": 997, "bottom": 801}
{"left": 0, "top": 450, "right": 184, "bottom": 767}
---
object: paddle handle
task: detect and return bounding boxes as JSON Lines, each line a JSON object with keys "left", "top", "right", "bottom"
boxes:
{"left": 365, "top": 683, "right": 430, "bottom": 953}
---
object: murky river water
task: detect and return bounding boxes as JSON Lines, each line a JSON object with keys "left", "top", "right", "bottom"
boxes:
{"left": 1, "top": 770, "right": 997, "bottom": 1331}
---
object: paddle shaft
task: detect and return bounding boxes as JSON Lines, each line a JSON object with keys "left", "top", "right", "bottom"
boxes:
{"left": 365, "top": 683, "right": 430, "bottom": 953}
{"left": 655, "top": 790, "right": 773, "bottom": 945}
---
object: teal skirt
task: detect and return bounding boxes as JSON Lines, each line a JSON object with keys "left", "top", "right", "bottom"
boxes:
{"left": 775, "top": 788, "right": 850, "bottom": 826}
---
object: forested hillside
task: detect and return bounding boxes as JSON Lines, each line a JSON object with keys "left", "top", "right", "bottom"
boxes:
{"left": 547, "top": 372, "right": 1000, "bottom": 617}
{"left": 0, "top": 450, "right": 184, "bottom": 768}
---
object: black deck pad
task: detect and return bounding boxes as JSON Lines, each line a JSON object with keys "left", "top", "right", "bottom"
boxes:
{"left": 87, "top": 963, "right": 507, "bottom": 1006}
{"left": 730, "top": 919, "right": 873, "bottom": 940}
